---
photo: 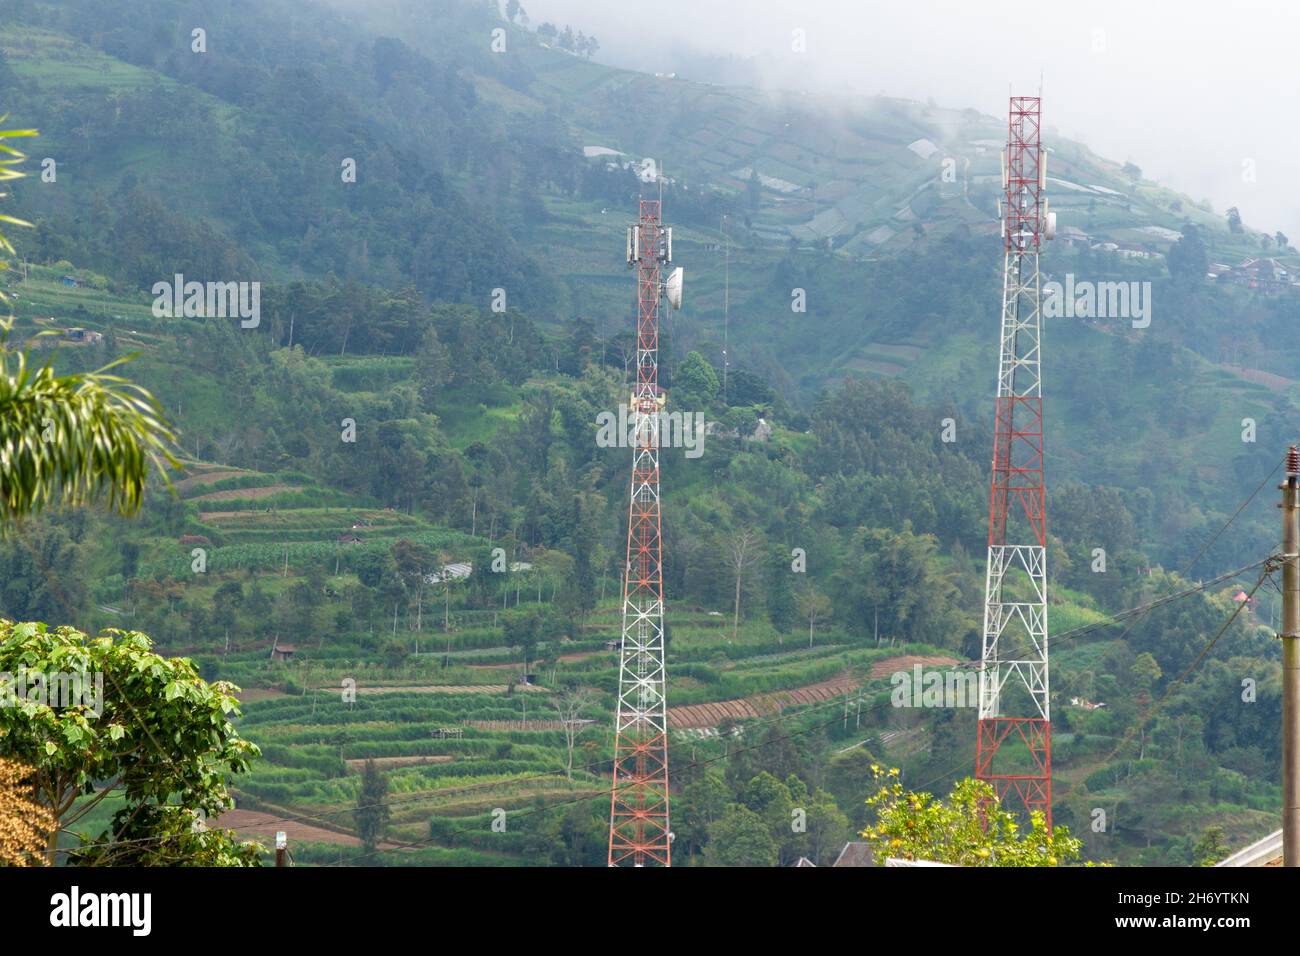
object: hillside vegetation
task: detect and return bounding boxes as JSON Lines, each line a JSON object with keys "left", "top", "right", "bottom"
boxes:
{"left": 0, "top": 0, "right": 1292, "bottom": 866}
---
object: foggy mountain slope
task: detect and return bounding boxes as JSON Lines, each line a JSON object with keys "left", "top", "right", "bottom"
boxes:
{"left": 0, "top": 0, "right": 1292, "bottom": 873}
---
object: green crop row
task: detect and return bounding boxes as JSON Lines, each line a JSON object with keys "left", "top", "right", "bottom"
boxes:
{"left": 200, "top": 507, "right": 422, "bottom": 529}
{"left": 239, "top": 697, "right": 568, "bottom": 730}
{"left": 214, "top": 525, "right": 429, "bottom": 545}
{"left": 192, "top": 488, "right": 363, "bottom": 513}
{"left": 139, "top": 528, "right": 476, "bottom": 577}
{"left": 288, "top": 843, "right": 517, "bottom": 867}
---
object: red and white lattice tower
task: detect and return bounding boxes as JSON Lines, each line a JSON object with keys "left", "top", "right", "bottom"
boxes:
{"left": 609, "top": 199, "right": 675, "bottom": 866}
{"left": 976, "top": 96, "right": 1056, "bottom": 828}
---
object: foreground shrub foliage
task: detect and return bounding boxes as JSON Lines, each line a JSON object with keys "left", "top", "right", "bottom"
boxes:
{"left": 861, "top": 766, "right": 1085, "bottom": 866}
{"left": 0, "top": 621, "right": 262, "bottom": 865}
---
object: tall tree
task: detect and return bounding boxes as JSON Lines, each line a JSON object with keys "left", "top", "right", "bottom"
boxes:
{"left": 414, "top": 326, "right": 451, "bottom": 410}
{"left": 797, "top": 581, "right": 832, "bottom": 648}
{"left": 766, "top": 546, "right": 797, "bottom": 636}
{"left": 355, "top": 758, "right": 391, "bottom": 857}
{"left": 391, "top": 538, "right": 432, "bottom": 631}
{"left": 673, "top": 350, "right": 719, "bottom": 410}
{"left": 728, "top": 528, "right": 761, "bottom": 641}
{"left": 705, "top": 804, "right": 778, "bottom": 867}
{"left": 549, "top": 686, "right": 596, "bottom": 779}
{"left": 676, "top": 772, "right": 730, "bottom": 858}
{"left": 1167, "top": 224, "right": 1208, "bottom": 285}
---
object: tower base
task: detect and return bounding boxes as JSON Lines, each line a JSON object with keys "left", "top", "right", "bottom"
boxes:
{"left": 608, "top": 728, "right": 671, "bottom": 867}
{"left": 975, "top": 716, "right": 1052, "bottom": 829}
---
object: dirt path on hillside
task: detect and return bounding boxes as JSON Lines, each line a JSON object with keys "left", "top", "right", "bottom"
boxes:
{"left": 211, "top": 808, "right": 404, "bottom": 849}
{"left": 191, "top": 484, "right": 295, "bottom": 502}
{"left": 666, "top": 653, "right": 959, "bottom": 729}
{"left": 1223, "top": 364, "right": 1296, "bottom": 392}
{"left": 234, "top": 687, "right": 292, "bottom": 704}
{"left": 175, "top": 470, "right": 249, "bottom": 492}
{"left": 866, "top": 654, "right": 962, "bottom": 679}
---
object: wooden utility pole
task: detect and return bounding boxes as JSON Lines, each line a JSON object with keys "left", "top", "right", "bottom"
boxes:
{"left": 1282, "top": 445, "right": 1299, "bottom": 866}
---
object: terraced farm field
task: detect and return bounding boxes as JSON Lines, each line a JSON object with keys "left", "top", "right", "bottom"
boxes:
{"left": 212, "top": 808, "right": 406, "bottom": 850}
{"left": 209, "top": 584, "right": 961, "bottom": 864}
{"left": 667, "top": 654, "right": 960, "bottom": 728}
{"left": 191, "top": 484, "right": 298, "bottom": 502}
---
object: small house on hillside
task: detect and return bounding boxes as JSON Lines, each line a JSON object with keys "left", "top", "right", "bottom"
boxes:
{"left": 1220, "top": 257, "right": 1292, "bottom": 293}
{"left": 744, "top": 418, "right": 773, "bottom": 442}
{"left": 270, "top": 643, "right": 296, "bottom": 662}
{"left": 425, "top": 562, "right": 472, "bottom": 584}
{"left": 1058, "top": 225, "right": 1091, "bottom": 247}
{"left": 29, "top": 327, "right": 105, "bottom": 348}
{"left": 833, "top": 842, "right": 876, "bottom": 867}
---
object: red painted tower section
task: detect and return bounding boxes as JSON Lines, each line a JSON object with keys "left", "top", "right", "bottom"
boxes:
{"left": 975, "top": 96, "right": 1053, "bottom": 828}
{"left": 608, "top": 199, "right": 672, "bottom": 866}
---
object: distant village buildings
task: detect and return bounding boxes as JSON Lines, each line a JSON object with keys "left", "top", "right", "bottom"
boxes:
{"left": 1213, "top": 256, "right": 1298, "bottom": 293}
{"left": 583, "top": 146, "right": 675, "bottom": 186}
{"left": 30, "top": 327, "right": 104, "bottom": 348}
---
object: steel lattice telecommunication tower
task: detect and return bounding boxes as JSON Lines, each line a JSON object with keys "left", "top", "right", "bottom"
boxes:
{"left": 609, "top": 199, "right": 679, "bottom": 866}
{"left": 976, "top": 96, "right": 1056, "bottom": 827}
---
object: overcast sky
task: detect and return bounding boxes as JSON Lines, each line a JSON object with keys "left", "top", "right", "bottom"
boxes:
{"left": 521, "top": 0, "right": 1300, "bottom": 239}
